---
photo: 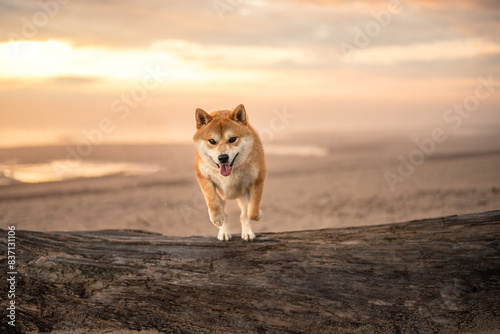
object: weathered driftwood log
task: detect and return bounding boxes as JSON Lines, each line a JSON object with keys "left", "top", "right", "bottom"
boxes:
{"left": 1, "top": 210, "right": 499, "bottom": 333}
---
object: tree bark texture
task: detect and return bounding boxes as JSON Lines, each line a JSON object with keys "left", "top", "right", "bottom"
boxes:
{"left": 1, "top": 210, "right": 499, "bottom": 333}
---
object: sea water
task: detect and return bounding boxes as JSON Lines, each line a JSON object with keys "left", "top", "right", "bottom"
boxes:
{"left": 0, "top": 160, "right": 160, "bottom": 185}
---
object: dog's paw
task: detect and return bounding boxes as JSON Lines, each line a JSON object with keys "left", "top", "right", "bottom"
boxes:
{"left": 241, "top": 222, "right": 255, "bottom": 241}
{"left": 241, "top": 230, "right": 256, "bottom": 241}
{"left": 248, "top": 209, "right": 263, "bottom": 221}
{"left": 209, "top": 210, "right": 227, "bottom": 228}
{"left": 217, "top": 224, "right": 232, "bottom": 241}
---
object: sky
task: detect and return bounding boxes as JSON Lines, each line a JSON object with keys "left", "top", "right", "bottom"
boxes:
{"left": 0, "top": 0, "right": 499, "bottom": 147}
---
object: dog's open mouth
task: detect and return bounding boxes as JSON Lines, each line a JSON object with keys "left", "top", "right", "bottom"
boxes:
{"left": 217, "top": 153, "right": 239, "bottom": 177}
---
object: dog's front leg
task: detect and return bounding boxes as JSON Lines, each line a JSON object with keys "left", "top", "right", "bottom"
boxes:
{"left": 197, "top": 176, "right": 231, "bottom": 240}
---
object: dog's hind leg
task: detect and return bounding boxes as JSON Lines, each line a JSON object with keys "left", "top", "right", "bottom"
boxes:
{"left": 248, "top": 179, "right": 264, "bottom": 221}
{"left": 237, "top": 195, "right": 256, "bottom": 241}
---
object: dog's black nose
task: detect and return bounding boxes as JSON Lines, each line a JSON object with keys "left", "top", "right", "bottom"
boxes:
{"left": 218, "top": 154, "right": 229, "bottom": 164}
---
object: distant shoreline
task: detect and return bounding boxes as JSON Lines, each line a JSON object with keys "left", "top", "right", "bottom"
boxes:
{"left": 1, "top": 132, "right": 499, "bottom": 237}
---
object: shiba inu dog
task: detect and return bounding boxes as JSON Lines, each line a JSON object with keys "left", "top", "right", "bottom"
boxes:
{"left": 193, "top": 104, "right": 266, "bottom": 241}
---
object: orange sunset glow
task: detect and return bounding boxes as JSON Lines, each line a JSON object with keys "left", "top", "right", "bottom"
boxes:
{"left": 1, "top": 0, "right": 499, "bottom": 147}
{"left": 2, "top": 2, "right": 500, "bottom": 330}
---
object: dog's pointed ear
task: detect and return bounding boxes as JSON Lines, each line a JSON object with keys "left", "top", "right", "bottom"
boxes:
{"left": 229, "top": 104, "right": 248, "bottom": 125}
{"left": 195, "top": 108, "right": 213, "bottom": 130}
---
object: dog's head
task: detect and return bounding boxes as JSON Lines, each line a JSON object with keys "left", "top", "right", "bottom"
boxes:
{"left": 193, "top": 104, "right": 254, "bottom": 177}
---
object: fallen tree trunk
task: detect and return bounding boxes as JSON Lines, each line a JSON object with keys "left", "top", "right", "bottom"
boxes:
{"left": 1, "top": 210, "right": 500, "bottom": 333}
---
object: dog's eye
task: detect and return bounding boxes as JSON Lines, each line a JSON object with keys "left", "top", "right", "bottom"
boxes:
{"left": 208, "top": 139, "right": 216, "bottom": 145}
{"left": 229, "top": 137, "right": 237, "bottom": 143}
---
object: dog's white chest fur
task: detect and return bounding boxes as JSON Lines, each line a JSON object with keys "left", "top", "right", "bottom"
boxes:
{"left": 202, "top": 164, "right": 257, "bottom": 200}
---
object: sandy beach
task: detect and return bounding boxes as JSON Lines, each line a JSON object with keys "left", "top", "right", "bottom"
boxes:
{"left": 1, "top": 130, "right": 499, "bottom": 238}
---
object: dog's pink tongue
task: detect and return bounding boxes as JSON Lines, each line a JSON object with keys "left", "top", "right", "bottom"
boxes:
{"left": 220, "top": 164, "right": 232, "bottom": 177}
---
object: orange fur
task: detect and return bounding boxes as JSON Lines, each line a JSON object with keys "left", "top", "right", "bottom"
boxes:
{"left": 193, "top": 104, "right": 266, "bottom": 241}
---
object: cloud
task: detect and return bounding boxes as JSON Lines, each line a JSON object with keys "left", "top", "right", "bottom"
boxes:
{"left": 2, "top": 0, "right": 498, "bottom": 50}
{"left": 51, "top": 76, "right": 102, "bottom": 85}
{"left": 292, "top": 0, "right": 500, "bottom": 10}
{"left": 151, "top": 39, "right": 316, "bottom": 68}
{"left": 347, "top": 38, "right": 500, "bottom": 65}
{"left": 1, "top": 0, "right": 211, "bottom": 48}
{"left": 0, "top": 39, "right": 316, "bottom": 84}
{"left": 0, "top": 1, "right": 498, "bottom": 80}
{"left": 0, "top": 40, "right": 175, "bottom": 81}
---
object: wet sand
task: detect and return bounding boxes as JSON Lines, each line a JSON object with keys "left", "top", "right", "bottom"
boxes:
{"left": 0, "top": 131, "right": 499, "bottom": 238}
